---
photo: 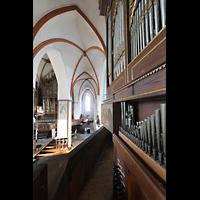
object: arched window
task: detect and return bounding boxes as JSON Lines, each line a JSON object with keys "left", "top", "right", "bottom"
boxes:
{"left": 85, "top": 93, "right": 90, "bottom": 112}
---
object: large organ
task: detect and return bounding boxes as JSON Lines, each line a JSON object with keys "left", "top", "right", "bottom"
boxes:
{"left": 105, "top": 0, "right": 166, "bottom": 86}
{"left": 35, "top": 70, "right": 58, "bottom": 117}
{"left": 100, "top": 0, "right": 166, "bottom": 199}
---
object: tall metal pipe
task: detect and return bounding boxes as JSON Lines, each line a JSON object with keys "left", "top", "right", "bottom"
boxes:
{"left": 155, "top": 109, "right": 161, "bottom": 152}
{"left": 144, "top": 119, "right": 148, "bottom": 153}
{"left": 150, "top": 114, "right": 155, "bottom": 148}
{"left": 131, "top": 24, "right": 133, "bottom": 60}
{"left": 138, "top": 2, "right": 142, "bottom": 52}
{"left": 133, "top": 14, "right": 137, "bottom": 58}
{"left": 148, "top": 0, "right": 154, "bottom": 40}
{"left": 140, "top": 122, "right": 144, "bottom": 150}
{"left": 136, "top": 9, "right": 140, "bottom": 55}
{"left": 154, "top": 0, "right": 160, "bottom": 35}
{"left": 121, "top": 0, "right": 124, "bottom": 49}
{"left": 143, "top": 119, "right": 148, "bottom": 143}
{"left": 141, "top": 0, "right": 146, "bottom": 49}
{"left": 145, "top": 0, "right": 149, "bottom": 45}
{"left": 160, "top": 103, "right": 166, "bottom": 157}
{"left": 146, "top": 117, "right": 151, "bottom": 145}
{"left": 160, "top": 0, "right": 166, "bottom": 28}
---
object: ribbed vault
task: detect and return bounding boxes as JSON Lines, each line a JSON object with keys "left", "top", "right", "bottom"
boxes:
{"left": 33, "top": 3, "right": 106, "bottom": 101}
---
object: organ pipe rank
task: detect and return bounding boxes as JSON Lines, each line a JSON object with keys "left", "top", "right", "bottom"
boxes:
{"left": 130, "top": 0, "right": 166, "bottom": 60}
{"left": 119, "top": 102, "right": 166, "bottom": 167}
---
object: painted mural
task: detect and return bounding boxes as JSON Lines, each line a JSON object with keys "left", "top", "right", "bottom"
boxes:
{"left": 58, "top": 101, "right": 68, "bottom": 120}
{"left": 101, "top": 103, "right": 113, "bottom": 133}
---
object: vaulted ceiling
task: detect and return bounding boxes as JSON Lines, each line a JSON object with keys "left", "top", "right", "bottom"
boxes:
{"left": 33, "top": 0, "right": 106, "bottom": 100}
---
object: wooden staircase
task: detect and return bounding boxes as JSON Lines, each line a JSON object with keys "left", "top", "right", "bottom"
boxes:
{"left": 34, "top": 138, "right": 72, "bottom": 159}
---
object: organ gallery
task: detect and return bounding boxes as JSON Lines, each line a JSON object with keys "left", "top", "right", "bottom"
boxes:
{"left": 33, "top": 0, "right": 166, "bottom": 199}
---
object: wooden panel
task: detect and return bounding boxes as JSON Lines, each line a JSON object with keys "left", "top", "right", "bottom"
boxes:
{"left": 114, "top": 85, "right": 132, "bottom": 101}
{"left": 113, "top": 102, "right": 121, "bottom": 134}
{"left": 111, "top": 64, "right": 166, "bottom": 103}
{"left": 113, "top": 70, "right": 125, "bottom": 92}
{"left": 128, "top": 170, "right": 148, "bottom": 200}
{"left": 113, "top": 134, "right": 166, "bottom": 200}
{"left": 135, "top": 99, "right": 166, "bottom": 121}
{"left": 33, "top": 163, "right": 48, "bottom": 200}
{"left": 133, "top": 68, "right": 166, "bottom": 96}
{"left": 113, "top": 88, "right": 165, "bottom": 103}
{"left": 133, "top": 38, "right": 166, "bottom": 81}
{"left": 70, "top": 160, "right": 86, "bottom": 200}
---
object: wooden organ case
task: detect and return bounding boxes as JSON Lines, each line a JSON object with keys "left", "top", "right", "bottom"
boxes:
{"left": 99, "top": 0, "right": 166, "bottom": 199}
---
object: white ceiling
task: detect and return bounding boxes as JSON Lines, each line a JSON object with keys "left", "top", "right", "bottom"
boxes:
{"left": 33, "top": 0, "right": 106, "bottom": 100}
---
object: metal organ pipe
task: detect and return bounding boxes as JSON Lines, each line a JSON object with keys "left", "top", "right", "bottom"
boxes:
{"left": 160, "top": 0, "right": 166, "bottom": 28}
{"left": 107, "top": 0, "right": 166, "bottom": 85}
{"left": 160, "top": 103, "right": 166, "bottom": 158}
{"left": 136, "top": 9, "right": 140, "bottom": 55}
{"left": 107, "top": 11, "right": 112, "bottom": 86}
{"left": 154, "top": 0, "right": 160, "bottom": 35}
{"left": 145, "top": 0, "right": 149, "bottom": 45}
{"left": 130, "top": 0, "right": 166, "bottom": 61}
{"left": 141, "top": 0, "right": 146, "bottom": 49}
{"left": 113, "top": 0, "right": 125, "bottom": 81}
{"left": 138, "top": 2, "right": 142, "bottom": 53}
{"left": 122, "top": 1, "right": 124, "bottom": 51}
{"left": 119, "top": 103, "right": 166, "bottom": 166}
{"left": 133, "top": 14, "right": 137, "bottom": 58}
{"left": 149, "top": 0, "right": 154, "bottom": 40}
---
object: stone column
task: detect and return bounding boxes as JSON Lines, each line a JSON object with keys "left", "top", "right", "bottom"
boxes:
{"left": 57, "top": 99, "right": 72, "bottom": 148}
